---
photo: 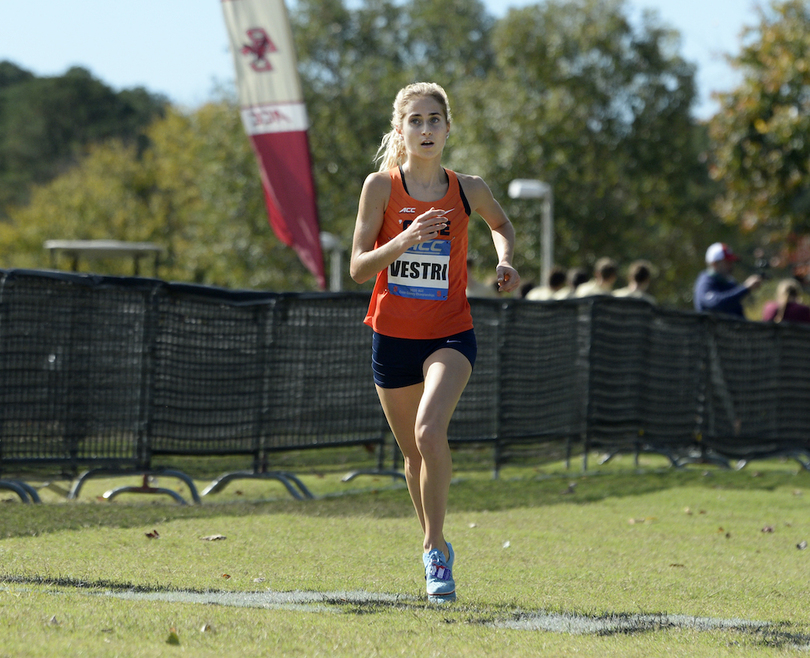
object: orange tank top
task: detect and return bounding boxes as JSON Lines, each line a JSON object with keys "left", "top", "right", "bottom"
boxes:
{"left": 364, "top": 167, "right": 472, "bottom": 339}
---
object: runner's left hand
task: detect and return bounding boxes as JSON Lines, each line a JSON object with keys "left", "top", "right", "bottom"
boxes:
{"left": 496, "top": 265, "right": 520, "bottom": 293}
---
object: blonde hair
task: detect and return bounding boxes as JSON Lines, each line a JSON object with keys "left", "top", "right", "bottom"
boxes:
{"left": 774, "top": 278, "right": 803, "bottom": 323}
{"left": 375, "top": 82, "right": 452, "bottom": 172}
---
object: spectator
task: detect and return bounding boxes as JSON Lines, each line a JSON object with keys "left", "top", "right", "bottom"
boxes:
{"left": 693, "top": 242, "right": 761, "bottom": 318}
{"left": 613, "top": 260, "right": 656, "bottom": 304}
{"left": 525, "top": 266, "right": 567, "bottom": 300}
{"left": 518, "top": 280, "right": 538, "bottom": 299}
{"left": 466, "top": 255, "right": 497, "bottom": 298}
{"left": 575, "top": 257, "right": 618, "bottom": 297}
{"left": 762, "top": 278, "right": 810, "bottom": 324}
{"left": 551, "top": 267, "right": 589, "bottom": 299}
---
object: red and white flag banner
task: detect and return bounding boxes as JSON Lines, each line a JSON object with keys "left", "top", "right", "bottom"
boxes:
{"left": 221, "top": 0, "right": 326, "bottom": 289}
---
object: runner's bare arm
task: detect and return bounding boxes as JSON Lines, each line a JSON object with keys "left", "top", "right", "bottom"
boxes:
{"left": 460, "top": 174, "right": 520, "bottom": 293}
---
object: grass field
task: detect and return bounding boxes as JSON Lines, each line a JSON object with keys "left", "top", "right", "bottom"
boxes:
{"left": 1, "top": 447, "right": 809, "bottom": 657}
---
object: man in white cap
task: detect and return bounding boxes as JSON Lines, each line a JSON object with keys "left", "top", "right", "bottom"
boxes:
{"left": 693, "top": 242, "right": 762, "bottom": 317}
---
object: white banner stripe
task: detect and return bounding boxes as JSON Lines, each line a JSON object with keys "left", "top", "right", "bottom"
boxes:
{"left": 240, "top": 103, "right": 308, "bottom": 135}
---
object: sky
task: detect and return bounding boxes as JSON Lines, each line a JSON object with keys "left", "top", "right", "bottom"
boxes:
{"left": 0, "top": 0, "right": 762, "bottom": 120}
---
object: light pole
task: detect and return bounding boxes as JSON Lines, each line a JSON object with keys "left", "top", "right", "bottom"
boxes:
{"left": 319, "top": 232, "right": 343, "bottom": 292}
{"left": 508, "top": 179, "right": 553, "bottom": 287}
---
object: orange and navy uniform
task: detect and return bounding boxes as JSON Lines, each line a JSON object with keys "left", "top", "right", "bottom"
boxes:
{"left": 364, "top": 167, "right": 472, "bottom": 340}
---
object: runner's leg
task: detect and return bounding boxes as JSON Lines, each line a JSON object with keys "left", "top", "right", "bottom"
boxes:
{"left": 416, "top": 348, "right": 471, "bottom": 558}
{"left": 376, "top": 382, "right": 427, "bottom": 533}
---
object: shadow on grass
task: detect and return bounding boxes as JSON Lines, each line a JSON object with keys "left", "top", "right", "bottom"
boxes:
{"left": 3, "top": 452, "right": 808, "bottom": 539}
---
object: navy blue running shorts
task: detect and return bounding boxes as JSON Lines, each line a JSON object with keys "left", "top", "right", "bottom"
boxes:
{"left": 372, "top": 328, "right": 477, "bottom": 389}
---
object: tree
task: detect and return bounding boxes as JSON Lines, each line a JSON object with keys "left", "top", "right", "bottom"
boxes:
{"left": 0, "top": 63, "right": 166, "bottom": 215}
{"left": 708, "top": 0, "right": 810, "bottom": 267}
{"left": 0, "top": 101, "right": 308, "bottom": 290}
{"left": 451, "top": 0, "right": 719, "bottom": 304}
{"left": 0, "top": 0, "right": 731, "bottom": 300}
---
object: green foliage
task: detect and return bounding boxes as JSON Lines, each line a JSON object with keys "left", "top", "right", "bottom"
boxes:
{"left": 0, "top": 139, "right": 152, "bottom": 271}
{"left": 142, "top": 102, "right": 305, "bottom": 289}
{"left": 296, "top": 0, "right": 732, "bottom": 304}
{"left": 0, "top": 60, "right": 33, "bottom": 88}
{"left": 1, "top": 0, "right": 775, "bottom": 301}
{"left": 0, "top": 62, "right": 166, "bottom": 214}
{"left": 451, "top": 0, "right": 722, "bottom": 304}
{"left": 709, "top": 0, "right": 810, "bottom": 261}
{"left": 0, "top": 102, "right": 307, "bottom": 289}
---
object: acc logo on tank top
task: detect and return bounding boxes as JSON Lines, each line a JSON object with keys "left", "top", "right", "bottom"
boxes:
{"left": 388, "top": 239, "right": 450, "bottom": 300}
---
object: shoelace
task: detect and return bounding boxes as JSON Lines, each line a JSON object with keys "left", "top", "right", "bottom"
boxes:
{"left": 426, "top": 552, "right": 452, "bottom": 580}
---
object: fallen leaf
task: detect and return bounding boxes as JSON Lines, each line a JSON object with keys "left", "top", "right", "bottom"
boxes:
{"left": 761, "top": 526, "right": 775, "bottom": 533}
{"left": 798, "top": 540, "right": 808, "bottom": 550}
{"left": 145, "top": 530, "right": 160, "bottom": 539}
{"left": 699, "top": 510, "right": 707, "bottom": 515}
{"left": 199, "top": 534, "right": 226, "bottom": 541}
{"left": 166, "top": 628, "right": 180, "bottom": 645}
{"left": 221, "top": 574, "right": 231, "bottom": 579}
{"left": 669, "top": 563, "right": 685, "bottom": 568}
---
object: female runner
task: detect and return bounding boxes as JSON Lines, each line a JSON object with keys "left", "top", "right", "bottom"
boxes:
{"left": 350, "top": 82, "right": 519, "bottom": 602}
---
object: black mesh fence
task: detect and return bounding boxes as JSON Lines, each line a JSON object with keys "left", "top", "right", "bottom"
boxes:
{"left": 586, "top": 296, "right": 657, "bottom": 451}
{"left": 149, "top": 283, "right": 273, "bottom": 456}
{"left": 2, "top": 269, "right": 810, "bottom": 483}
{"left": 701, "top": 315, "right": 810, "bottom": 462}
{"left": 775, "top": 324, "right": 810, "bottom": 446}
{"left": 495, "top": 299, "right": 586, "bottom": 442}
{"left": 448, "top": 298, "right": 503, "bottom": 443}
{"left": 640, "top": 309, "right": 708, "bottom": 454}
{"left": 0, "top": 270, "right": 154, "bottom": 470}
{"left": 263, "top": 293, "right": 387, "bottom": 449}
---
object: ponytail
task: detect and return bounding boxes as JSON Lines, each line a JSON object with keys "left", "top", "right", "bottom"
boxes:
{"left": 375, "top": 128, "right": 406, "bottom": 172}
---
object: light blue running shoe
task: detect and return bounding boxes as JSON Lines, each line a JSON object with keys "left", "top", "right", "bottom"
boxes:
{"left": 423, "top": 542, "right": 456, "bottom": 603}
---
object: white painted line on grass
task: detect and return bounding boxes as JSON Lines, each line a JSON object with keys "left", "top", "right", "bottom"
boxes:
{"left": 104, "top": 589, "right": 413, "bottom": 613}
{"left": 492, "top": 611, "right": 771, "bottom": 635}
{"left": 6, "top": 581, "right": 806, "bottom": 647}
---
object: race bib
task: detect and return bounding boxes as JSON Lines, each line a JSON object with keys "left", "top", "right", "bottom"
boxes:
{"left": 388, "top": 240, "right": 450, "bottom": 300}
